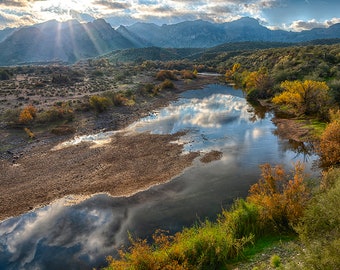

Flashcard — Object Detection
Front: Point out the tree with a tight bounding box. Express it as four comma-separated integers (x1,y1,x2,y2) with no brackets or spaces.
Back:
272,80,330,117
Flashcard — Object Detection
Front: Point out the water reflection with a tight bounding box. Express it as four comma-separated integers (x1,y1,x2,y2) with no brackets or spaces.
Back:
0,84,319,270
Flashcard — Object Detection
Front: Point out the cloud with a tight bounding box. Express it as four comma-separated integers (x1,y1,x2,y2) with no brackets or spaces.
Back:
288,17,340,31
93,0,131,10
0,0,41,7
0,9,36,28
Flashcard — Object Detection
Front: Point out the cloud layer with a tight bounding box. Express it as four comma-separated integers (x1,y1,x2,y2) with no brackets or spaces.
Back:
0,0,339,32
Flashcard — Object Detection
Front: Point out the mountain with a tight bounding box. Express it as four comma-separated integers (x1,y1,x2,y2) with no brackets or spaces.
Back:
0,19,137,65
0,27,17,42
1,17,340,66
124,17,340,48
116,25,152,48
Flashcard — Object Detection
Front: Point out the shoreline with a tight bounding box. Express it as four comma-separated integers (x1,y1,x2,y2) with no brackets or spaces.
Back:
0,74,221,222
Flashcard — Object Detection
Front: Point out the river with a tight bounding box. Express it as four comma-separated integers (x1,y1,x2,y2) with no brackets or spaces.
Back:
0,84,319,270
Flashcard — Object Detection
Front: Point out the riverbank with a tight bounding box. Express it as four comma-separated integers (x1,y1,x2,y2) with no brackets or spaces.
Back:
0,74,221,221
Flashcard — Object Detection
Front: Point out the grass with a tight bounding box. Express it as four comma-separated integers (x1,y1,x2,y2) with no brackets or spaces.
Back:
241,234,296,260
302,119,327,138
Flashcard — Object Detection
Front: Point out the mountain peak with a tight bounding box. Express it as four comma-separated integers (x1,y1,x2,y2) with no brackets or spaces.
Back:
229,17,260,27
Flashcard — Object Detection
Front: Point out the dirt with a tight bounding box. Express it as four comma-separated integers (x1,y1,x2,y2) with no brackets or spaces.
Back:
0,74,220,221
200,150,223,163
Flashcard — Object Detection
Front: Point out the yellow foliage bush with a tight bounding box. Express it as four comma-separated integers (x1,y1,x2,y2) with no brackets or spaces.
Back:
19,104,37,124
273,80,330,117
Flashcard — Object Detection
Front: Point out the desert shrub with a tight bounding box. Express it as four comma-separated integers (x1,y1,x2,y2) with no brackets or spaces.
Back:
24,127,35,139
247,163,310,230
112,93,129,106
36,103,74,124
89,95,112,112
319,119,340,166
3,108,20,125
51,74,70,84
181,70,196,79
270,254,282,268
139,83,159,96
19,104,37,124
160,79,175,90
294,168,340,269
156,70,177,81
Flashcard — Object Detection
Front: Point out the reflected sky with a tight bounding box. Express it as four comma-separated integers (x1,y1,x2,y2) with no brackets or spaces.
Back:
0,84,319,270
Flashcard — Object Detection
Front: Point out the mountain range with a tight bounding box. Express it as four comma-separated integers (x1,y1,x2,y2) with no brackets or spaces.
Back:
1,17,340,66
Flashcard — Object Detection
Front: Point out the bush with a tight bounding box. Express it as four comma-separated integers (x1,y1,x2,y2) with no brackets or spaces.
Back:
294,168,340,269
319,120,340,166
247,163,310,230
160,79,175,90
52,74,70,84
3,108,20,125
156,70,177,81
270,254,282,268
19,104,37,124
89,95,112,112
36,104,74,124
181,70,196,79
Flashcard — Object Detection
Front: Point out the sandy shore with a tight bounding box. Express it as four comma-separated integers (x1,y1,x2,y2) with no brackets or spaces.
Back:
0,75,220,221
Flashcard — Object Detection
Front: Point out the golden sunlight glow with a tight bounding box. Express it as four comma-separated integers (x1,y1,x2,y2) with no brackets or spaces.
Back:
32,0,94,22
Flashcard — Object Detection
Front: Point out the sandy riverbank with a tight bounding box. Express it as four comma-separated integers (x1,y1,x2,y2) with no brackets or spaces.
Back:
0,75,221,221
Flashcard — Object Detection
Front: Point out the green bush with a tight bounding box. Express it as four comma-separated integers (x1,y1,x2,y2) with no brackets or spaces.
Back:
89,95,112,112
270,254,281,268
294,168,340,269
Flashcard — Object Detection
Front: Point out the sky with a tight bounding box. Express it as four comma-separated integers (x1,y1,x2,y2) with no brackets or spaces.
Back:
0,0,340,31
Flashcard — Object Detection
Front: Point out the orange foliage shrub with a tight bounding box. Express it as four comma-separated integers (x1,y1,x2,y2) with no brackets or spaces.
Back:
156,70,177,81
248,162,310,229
319,120,340,166
181,70,196,79
19,104,37,124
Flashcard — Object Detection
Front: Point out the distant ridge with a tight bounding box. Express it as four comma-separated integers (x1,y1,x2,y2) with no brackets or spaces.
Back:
0,19,136,66
1,17,340,66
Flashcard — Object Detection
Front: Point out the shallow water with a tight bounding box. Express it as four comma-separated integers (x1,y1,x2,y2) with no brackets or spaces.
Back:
0,84,319,270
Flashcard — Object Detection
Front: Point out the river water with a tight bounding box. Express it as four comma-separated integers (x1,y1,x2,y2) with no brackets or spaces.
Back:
0,84,318,270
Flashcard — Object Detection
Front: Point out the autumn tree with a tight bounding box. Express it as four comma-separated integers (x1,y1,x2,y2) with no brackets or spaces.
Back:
225,63,241,82
272,80,330,118
19,104,37,124
247,162,310,229
319,119,340,167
